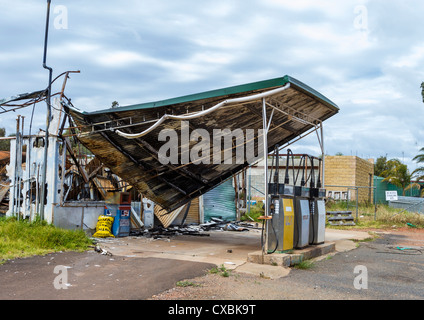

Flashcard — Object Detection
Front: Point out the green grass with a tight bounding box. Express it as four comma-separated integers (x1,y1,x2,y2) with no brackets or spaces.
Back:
209,264,231,277
293,260,315,270
176,280,201,287
243,199,424,229
326,201,424,229
242,202,264,222
0,216,94,264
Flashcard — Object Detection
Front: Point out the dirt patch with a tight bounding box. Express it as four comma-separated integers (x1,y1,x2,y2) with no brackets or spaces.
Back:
149,271,284,300
354,227,424,247
383,228,424,247
150,227,424,300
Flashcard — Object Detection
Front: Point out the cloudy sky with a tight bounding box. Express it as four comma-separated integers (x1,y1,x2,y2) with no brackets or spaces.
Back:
1,1,424,171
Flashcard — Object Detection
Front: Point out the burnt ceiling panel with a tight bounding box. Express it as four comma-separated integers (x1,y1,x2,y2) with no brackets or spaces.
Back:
67,75,339,212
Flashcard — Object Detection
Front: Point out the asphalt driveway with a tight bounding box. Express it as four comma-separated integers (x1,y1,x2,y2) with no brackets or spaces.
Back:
0,250,215,300
272,232,424,300
0,228,422,300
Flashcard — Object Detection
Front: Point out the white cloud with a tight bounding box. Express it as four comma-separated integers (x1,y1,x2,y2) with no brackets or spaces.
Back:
95,50,149,68
1,0,424,171
263,0,352,14
391,45,424,68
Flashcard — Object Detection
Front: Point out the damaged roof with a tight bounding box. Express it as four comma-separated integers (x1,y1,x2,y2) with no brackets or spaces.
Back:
67,75,339,212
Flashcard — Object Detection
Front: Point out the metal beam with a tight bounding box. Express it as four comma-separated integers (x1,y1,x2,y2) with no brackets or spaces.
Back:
98,131,188,196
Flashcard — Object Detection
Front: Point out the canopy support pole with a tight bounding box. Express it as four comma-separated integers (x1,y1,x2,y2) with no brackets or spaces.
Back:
262,97,269,255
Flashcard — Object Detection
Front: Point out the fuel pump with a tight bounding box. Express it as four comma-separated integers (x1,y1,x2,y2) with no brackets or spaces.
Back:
309,156,326,245
266,146,294,253
293,155,311,249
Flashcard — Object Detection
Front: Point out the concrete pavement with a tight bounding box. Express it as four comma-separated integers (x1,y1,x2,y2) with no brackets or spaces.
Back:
96,228,372,280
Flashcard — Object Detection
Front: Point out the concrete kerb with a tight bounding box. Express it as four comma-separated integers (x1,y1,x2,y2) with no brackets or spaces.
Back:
246,242,336,267
245,228,371,268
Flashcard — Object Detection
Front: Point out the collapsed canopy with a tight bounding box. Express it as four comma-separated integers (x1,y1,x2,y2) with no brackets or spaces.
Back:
67,75,339,212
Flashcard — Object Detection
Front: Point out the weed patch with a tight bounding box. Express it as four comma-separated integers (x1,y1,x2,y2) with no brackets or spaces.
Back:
241,202,264,222
0,217,94,264
293,260,315,270
326,201,424,229
176,280,201,287
209,264,231,277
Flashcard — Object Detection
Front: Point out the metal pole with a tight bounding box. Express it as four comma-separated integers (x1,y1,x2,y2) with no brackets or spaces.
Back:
262,97,269,254
35,164,40,216
263,98,269,217
60,145,66,206
17,117,24,220
374,202,377,221
40,0,53,220
356,187,359,222
248,166,251,215
320,122,325,187
12,116,21,218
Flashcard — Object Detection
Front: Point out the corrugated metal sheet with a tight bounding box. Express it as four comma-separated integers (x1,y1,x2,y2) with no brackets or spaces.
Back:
154,197,201,227
184,197,200,225
154,203,185,228
203,179,236,221
0,181,9,203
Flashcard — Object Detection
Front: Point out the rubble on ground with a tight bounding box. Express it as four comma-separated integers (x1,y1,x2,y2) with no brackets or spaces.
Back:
138,218,259,239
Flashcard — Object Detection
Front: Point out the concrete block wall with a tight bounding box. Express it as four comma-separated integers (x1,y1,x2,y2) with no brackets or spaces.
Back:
356,157,374,203
324,156,374,203
324,156,356,187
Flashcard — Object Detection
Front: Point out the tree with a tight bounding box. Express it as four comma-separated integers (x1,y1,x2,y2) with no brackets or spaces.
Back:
411,147,424,180
374,156,389,177
0,128,10,151
381,159,419,196
421,82,424,103
111,101,119,108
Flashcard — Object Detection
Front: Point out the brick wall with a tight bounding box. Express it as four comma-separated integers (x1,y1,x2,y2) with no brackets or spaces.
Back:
356,157,374,203
324,156,374,202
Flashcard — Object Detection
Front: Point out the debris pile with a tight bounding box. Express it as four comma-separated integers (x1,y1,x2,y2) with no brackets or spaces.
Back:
94,245,112,256
0,151,10,215
142,218,258,239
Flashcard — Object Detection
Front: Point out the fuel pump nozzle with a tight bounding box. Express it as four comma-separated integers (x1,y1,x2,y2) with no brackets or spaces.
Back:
309,155,315,189
317,157,322,188
300,155,306,187
285,149,295,184
278,149,295,196
274,144,279,189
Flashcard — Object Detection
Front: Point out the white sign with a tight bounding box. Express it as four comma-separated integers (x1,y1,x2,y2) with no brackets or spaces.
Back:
385,191,398,201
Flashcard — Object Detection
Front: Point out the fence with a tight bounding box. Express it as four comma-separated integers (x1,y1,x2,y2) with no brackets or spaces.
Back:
374,176,422,204
325,185,376,221
388,196,424,215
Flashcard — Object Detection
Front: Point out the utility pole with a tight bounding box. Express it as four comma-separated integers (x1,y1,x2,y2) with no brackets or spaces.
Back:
40,0,53,220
